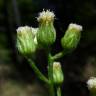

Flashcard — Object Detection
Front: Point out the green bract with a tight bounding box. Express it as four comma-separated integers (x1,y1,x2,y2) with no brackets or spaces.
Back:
53,62,64,85
16,26,38,55
61,23,82,52
37,10,56,47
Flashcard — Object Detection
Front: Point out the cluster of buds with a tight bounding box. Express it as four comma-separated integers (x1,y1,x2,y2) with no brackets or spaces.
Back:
16,9,83,85
17,10,83,54
16,9,84,96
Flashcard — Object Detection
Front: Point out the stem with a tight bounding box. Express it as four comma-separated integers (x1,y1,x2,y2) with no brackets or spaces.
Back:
49,84,55,96
48,53,53,82
48,53,55,96
56,86,61,96
27,58,49,84
51,52,64,60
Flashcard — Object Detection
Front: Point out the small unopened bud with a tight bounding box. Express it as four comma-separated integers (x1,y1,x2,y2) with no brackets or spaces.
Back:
53,62,64,85
37,10,56,47
87,77,96,96
16,26,38,55
61,23,82,53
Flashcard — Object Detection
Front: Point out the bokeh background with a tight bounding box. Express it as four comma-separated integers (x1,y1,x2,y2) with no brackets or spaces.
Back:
0,0,96,96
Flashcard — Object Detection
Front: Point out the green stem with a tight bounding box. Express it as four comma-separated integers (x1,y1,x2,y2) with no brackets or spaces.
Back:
27,58,49,84
56,86,61,96
51,52,64,60
48,53,55,96
48,53,53,82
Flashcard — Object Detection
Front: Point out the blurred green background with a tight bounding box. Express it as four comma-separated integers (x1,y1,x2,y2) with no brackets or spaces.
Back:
0,0,96,96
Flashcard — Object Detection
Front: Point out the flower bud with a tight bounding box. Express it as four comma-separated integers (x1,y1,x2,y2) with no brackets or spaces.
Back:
16,26,38,55
61,23,82,52
53,62,64,85
87,77,96,96
37,10,56,47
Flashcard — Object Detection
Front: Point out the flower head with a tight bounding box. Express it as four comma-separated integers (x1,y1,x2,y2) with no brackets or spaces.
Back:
37,10,56,47
53,62,61,69
53,62,64,84
87,77,96,89
16,26,38,55
17,26,38,45
37,10,55,23
61,23,82,53
87,77,96,96
17,26,31,36
68,23,83,31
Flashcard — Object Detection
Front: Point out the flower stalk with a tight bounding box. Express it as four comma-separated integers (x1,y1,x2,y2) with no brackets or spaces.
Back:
27,58,49,84
48,53,55,96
